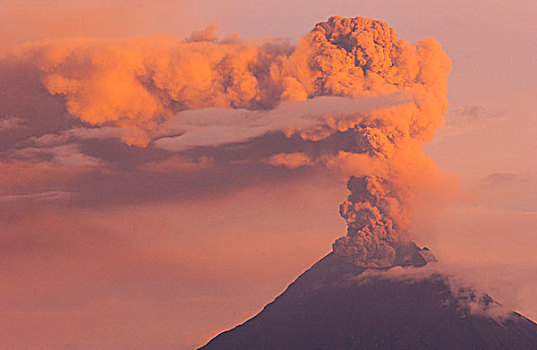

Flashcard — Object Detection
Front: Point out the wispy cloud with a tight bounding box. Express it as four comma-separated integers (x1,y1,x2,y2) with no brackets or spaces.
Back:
0,116,23,131
13,144,103,168
433,105,505,142
28,126,125,147
0,190,71,202
154,94,408,151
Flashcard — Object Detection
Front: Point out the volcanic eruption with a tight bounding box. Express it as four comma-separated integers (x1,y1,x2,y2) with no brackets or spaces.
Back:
196,16,537,349
10,13,537,349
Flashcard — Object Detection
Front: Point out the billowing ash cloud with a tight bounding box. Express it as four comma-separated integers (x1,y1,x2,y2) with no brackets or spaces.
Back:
334,176,410,267
13,16,449,146
10,16,452,267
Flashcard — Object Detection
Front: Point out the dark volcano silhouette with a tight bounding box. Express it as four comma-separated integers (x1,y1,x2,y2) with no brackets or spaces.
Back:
200,243,537,350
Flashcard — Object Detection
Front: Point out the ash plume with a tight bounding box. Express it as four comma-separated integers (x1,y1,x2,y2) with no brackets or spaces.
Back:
333,176,408,267
12,16,453,267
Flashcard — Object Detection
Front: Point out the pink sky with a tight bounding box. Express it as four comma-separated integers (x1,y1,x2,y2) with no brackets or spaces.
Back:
1,1,536,349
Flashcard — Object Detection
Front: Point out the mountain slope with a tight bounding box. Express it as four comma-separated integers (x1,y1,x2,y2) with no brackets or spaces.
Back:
200,244,537,350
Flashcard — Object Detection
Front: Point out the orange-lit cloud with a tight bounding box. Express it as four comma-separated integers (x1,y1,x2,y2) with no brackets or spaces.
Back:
14,17,450,148
1,8,535,349
6,16,454,267
267,152,314,168
139,155,214,173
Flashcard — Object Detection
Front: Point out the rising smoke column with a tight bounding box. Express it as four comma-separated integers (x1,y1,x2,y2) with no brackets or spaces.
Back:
333,176,409,267
14,16,452,266
293,17,452,267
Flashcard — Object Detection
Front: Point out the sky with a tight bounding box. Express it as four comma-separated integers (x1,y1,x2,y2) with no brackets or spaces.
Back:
1,1,536,349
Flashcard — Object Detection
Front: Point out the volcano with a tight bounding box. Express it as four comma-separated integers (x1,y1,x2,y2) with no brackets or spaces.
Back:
200,243,537,349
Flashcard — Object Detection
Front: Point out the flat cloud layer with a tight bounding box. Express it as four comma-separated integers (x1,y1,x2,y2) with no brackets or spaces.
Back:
155,94,409,151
